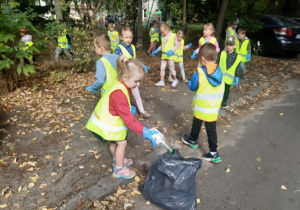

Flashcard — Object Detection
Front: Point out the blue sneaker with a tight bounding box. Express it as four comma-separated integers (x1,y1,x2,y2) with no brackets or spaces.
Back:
203,152,222,163
182,134,198,149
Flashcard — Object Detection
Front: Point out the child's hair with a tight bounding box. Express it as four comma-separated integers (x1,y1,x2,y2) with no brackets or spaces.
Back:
108,23,116,28
176,30,184,37
228,20,238,27
94,34,111,51
116,55,144,79
198,43,217,61
237,28,246,34
120,25,133,36
203,23,215,36
160,21,170,31
152,20,158,26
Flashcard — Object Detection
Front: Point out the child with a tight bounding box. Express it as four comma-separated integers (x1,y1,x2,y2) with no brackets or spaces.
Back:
218,36,242,108
191,23,220,59
20,26,33,65
147,21,159,56
114,26,151,118
226,20,238,39
168,30,192,83
55,28,73,62
86,55,158,179
151,22,179,87
86,34,120,94
182,43,224,163
235,28,251,79
107,23,119,52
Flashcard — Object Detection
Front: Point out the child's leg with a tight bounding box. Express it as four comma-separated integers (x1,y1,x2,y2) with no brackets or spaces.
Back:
190,117,203,141
147,42,155,54
168,59,176,79
55,46,62,62
222,83,231,106
131,86,145,113
152,42,157,53
240,62,246,78
178,61,186,80
160,59,168,81
63,49,73,62
29,59,33,65
204,121,217,152
112,140,127,167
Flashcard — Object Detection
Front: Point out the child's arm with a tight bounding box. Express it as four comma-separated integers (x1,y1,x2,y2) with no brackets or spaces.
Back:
110,90,144,135
92,60,107,90
214,40,220,53
114,46,122,55
188,70,199,91
195,40,201,53
171,36,179,52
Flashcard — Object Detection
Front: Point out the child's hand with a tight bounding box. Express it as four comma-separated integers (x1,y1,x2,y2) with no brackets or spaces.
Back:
155,28,159,32
166,50,174,57
143,65,150,73
188,43,192,49
246,53,251,62
130,106,136,115
151,48,161,57
86,86,98,93
191,50,197,59
231,77,239,86
142,127,157,147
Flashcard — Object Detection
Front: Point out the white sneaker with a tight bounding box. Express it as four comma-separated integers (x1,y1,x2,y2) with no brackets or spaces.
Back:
155,80,165,87
183,78,189,83
168,77,173,82
171,79,178,87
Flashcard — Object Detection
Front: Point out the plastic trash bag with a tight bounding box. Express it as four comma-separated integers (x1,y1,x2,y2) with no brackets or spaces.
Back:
139,150,202,210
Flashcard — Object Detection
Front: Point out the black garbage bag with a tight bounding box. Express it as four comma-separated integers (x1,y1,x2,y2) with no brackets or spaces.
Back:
139,150,202,210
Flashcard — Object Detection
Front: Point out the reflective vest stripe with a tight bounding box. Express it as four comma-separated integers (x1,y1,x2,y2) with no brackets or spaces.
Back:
194,105,220,114
118,44,136,59
58,35,68,49
222,72,235,80
108,31,119,51
90,113,127,132
196,93,224,100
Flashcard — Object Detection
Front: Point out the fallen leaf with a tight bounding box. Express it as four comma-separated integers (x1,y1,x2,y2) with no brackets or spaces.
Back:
51,172,57,176
18,186,23,192
117,189,127,195
39,183,47,189
256,157,261,162
58,157,63,162
196,198,200,203
94,200,102,207
95,154,101,159
280,113,284,116
26,167,34,171
0,204,7,208
18,162,27,168
28,182,35,188
135,176,141,183
101,201,109,205
74,117,80,121
101,164,106,168
225,168,231,173
45,155,52,159
281,185,287,190
65,145,71,150
79,165,84,169
257,167,262,170
146,201,150,205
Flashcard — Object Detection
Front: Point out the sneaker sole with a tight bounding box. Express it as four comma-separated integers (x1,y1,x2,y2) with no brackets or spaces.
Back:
112,172,136,179
181,136,198,149
203,157,222,163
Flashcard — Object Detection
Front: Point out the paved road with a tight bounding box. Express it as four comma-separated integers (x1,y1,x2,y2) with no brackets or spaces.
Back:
134,79,300,210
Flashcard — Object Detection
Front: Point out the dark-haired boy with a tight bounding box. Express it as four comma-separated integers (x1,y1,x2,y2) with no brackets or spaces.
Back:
235,28,251,79
182,43,224,163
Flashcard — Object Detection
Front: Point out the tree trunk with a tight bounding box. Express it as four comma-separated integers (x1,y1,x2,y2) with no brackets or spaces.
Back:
136,0,143,50
125,0,138,27
215,0,229,41
54,0,63,21
182,0,187,31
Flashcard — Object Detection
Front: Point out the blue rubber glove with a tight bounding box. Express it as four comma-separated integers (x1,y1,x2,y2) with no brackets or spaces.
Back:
160,35,162,40
231,77,239,86
143,65,150,73
155,28,159,32
151,48,161,57
246,53,251,62
188,43,192,49
166,50,174,57
131,106,136,115
191,50,197,59
86,86,98,93
142,127,158,147
68,44,71,50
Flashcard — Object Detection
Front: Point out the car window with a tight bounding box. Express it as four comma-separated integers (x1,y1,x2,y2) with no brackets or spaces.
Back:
272,16,299,26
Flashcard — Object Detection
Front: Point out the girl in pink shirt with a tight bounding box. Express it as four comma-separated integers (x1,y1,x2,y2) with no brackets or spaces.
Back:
191,23,220,59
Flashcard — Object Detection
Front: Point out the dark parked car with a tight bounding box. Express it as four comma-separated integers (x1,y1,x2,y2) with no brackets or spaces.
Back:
253,15,300,56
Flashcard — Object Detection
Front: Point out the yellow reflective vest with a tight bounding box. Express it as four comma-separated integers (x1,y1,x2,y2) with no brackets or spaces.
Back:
149,27,159,42
219,51,241,85
174,39,184,62
118,44,136,59
199,37,216,46
226,27,236,38
193,67,224,122
100,57,118,94
235,39,250,62
58,34,68,49
108,31,119,52
161,33,176,60
24,41,33,60
86,81,131,141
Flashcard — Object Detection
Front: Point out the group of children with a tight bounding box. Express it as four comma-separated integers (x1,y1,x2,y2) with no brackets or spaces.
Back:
84,20,252,179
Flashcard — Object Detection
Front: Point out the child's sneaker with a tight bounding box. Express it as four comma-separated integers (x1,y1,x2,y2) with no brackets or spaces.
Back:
155,80,165,87
183,78,189,83
241,72,246,79
203,152,222,163
140,111,151,118
181,134,198,149
171,79,179,87
112,166,136,179
168,77,173,82
221,102,228,109
112,157,133,167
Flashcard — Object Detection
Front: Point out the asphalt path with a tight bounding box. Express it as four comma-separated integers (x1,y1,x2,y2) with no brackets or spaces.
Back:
134,78,300,210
